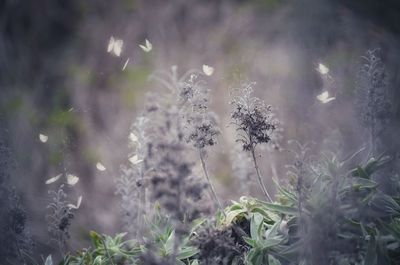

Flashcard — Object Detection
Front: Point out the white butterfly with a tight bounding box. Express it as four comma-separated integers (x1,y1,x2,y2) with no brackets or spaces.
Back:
317,91,335,104
39,134,48,143
202,64,214,76
68,195,82,209
139,39,152,52
129,133,139,143
96,162,106,171
316,63,329,75
67,174,79,186
45,174,62,185
107,36,123,57
129,155,143,165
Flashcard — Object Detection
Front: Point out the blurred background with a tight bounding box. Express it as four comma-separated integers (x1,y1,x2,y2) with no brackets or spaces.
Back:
1,0,400,259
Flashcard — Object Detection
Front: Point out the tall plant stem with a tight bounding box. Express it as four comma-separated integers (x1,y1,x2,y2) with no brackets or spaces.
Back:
199,150,248,240
198,149,225,217
250,147,272,202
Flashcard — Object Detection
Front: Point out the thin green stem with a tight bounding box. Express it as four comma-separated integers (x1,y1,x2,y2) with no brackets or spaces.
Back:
198,149,225,217
250,147,272,202
199,150,248,241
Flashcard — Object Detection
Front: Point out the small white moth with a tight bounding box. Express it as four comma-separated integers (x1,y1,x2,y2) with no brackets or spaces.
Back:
96,162,106,171
107,36,124,57
139,39,152,52
317,63,329,75
202,64,214,76
129,154,143,165
68,195,82,209
317,91,335,104
45,174,62,185
39,134,48,143
67,174,79,186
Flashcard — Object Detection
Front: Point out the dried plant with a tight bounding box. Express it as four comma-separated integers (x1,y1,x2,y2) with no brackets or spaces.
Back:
0,137,34,265
116,116,150,238
45,172,82,257
230,82,278,201
140,67,211,259
46,184,75,255
181,74,223,215
148,116,206,231
192,224,246,265
355,49,392,155
285,142,314,209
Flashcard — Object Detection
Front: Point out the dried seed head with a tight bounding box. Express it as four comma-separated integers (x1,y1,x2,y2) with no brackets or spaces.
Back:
230,82,277,151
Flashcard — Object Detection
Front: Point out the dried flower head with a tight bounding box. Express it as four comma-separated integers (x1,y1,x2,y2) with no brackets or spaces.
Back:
230,81,278,201
185,86,220,149
230,82,277,151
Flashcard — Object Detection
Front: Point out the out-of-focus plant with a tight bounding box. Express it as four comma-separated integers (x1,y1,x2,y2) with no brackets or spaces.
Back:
355,48,392,155
45,173,82,256
0,137,34,265
116,116,150,238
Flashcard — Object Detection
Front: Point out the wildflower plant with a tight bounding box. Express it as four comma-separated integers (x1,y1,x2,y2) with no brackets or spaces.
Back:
0,136,33,265
146,66,224,217
355,49,392,155
128,67,211,261
230,82,277,201
45,173,82,255
181,73,223,214
116,116,150,238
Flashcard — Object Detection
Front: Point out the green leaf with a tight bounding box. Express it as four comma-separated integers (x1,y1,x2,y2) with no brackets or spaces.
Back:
243,236,257,247
268,255,282,265
352,177,378,189
164,230,175,255
275,240,301,262
89,231,103,249
250,213,264,241
364,235,377,265
354,166,370,179
224,208,247,225
258,201,299,216
45,255,53,265
190,260,199,265
273,178,297,204
177,246,199,260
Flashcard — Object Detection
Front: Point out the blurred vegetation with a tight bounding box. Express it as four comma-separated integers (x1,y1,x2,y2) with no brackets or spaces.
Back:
1,0,400,262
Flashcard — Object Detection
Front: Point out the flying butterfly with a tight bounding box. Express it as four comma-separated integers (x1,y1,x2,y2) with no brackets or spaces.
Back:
107,36,124,57
317,91,335,104
139,39,152,52
68,195,83,209
202,64,214,76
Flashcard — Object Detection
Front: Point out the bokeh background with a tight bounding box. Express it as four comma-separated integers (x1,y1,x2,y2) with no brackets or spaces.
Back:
1,0,400,259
